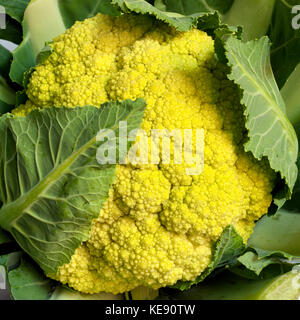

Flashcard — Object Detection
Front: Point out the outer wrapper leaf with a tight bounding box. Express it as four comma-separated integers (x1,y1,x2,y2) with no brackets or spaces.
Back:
248,209,300,259
0,99,146,274
224,208,300,281
160,269,300,300
224,36,298,205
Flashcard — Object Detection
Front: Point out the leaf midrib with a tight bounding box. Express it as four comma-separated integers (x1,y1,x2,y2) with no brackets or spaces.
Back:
0,134,97,231
0,109,125,231
226,39,297,152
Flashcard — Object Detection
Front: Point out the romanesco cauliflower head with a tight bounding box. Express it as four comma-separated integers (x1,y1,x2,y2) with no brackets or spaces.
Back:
14,13,276,294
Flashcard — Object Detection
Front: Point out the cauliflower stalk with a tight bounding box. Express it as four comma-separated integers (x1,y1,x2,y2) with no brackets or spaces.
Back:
13,13,275,294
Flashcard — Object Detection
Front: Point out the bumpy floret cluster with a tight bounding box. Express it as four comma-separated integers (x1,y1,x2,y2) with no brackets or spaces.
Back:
14,13,276,294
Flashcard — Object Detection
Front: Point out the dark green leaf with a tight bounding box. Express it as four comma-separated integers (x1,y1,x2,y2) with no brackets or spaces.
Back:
0,15,22,44
284,153,300,211
0,44,12,79
0,100,13,115
0,226,11,245
0,0,30,23
156,0,233,15
0,252,21,269
269,0,300,89
58,0,121,28
112,0,209,31
0,75,16,113
8,255,54,300
35,45,52,65
213,23,242,62
281,64,300,126
15,89,27,106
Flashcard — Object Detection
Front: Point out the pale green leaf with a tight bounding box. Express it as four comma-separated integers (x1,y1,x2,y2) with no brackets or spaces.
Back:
222,0,275,41
162,269,300,300
9,0,66,85
0,99,146,274
225,36,298,203
248,209,300,258
161,271,280,300
237,251,279,276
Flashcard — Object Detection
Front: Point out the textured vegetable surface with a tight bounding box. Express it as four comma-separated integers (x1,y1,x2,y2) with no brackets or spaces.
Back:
13,13,278,294
0,0,299,300
0,99,146,274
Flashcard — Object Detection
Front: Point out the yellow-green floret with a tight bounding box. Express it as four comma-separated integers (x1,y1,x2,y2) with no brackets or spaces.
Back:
13,13,276,294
